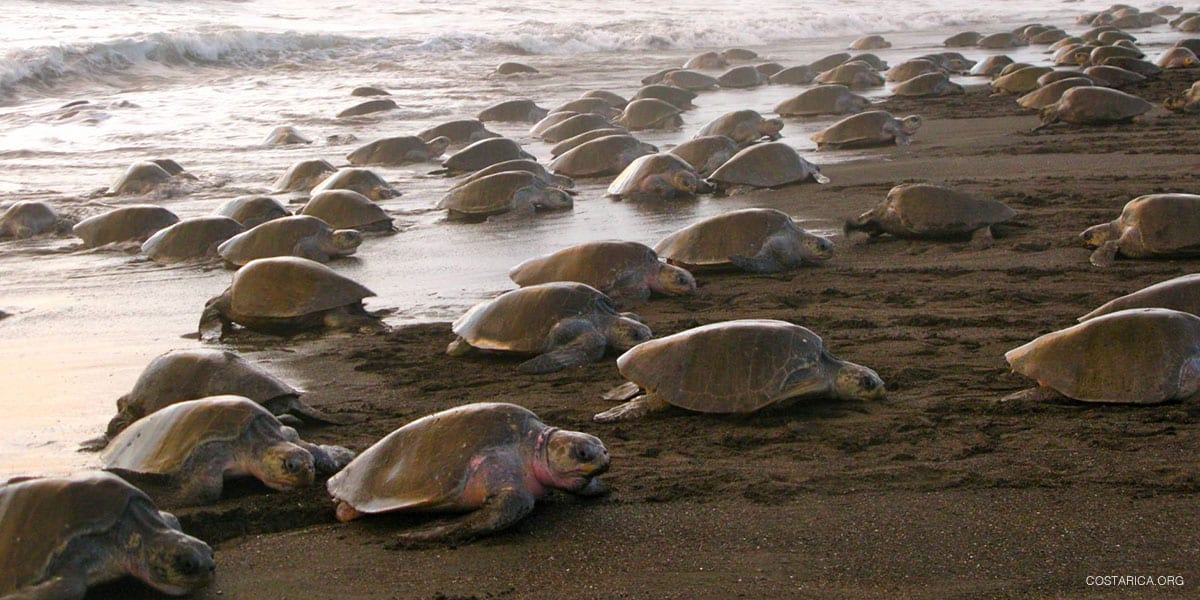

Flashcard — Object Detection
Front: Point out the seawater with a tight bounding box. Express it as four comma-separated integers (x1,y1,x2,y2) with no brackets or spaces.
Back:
0,0,1122,475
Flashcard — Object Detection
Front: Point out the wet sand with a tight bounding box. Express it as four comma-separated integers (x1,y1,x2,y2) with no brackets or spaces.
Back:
90,69,1200,599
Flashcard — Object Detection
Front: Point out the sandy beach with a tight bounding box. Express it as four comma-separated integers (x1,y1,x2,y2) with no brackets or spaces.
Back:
72,66,1200,599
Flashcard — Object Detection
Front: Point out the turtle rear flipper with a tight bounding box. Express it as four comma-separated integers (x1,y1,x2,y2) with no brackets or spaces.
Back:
263,396,357,426
11,574,89,600
601,381,642,402
729,253,784,273
593,393,671,423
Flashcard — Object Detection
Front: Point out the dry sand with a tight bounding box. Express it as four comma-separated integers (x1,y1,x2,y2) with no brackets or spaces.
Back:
94,69,1200,599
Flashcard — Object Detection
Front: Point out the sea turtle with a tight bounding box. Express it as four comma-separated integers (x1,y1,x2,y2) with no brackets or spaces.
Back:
550,128,631,158
580,90,629,109
1157,46,1199,68
451,159,575,190
199,256,384,338
101,396,354,505
326,402,609,542
811,110,922,149
549,98,620,119
442,137,535,172
944,31,983,47
1078,274,1200,322
886,59,942,82
271,159,338,194
417,119,499,147
548,135,657,178
509,240,695,308
850,35,891,50
1085,45,1143,66
1099,56,1161,78
632,84,697,109
214,195,291,228
717,65,766,88
530,111,581,137
477,99,549,123
218,215,361,266
1164,80,1200,113
1097,30,1137,44
684,51,728,70
0,201,74,239
350,86,390,97
721,48,759,61
668,135,739,177
262,126,310,146
757,61,784,76
1032,29,1070,44
769,65,817,85
774,85,870,117
447,282,652,373
969,55,1014,77
808,52,852,72
654,208,834,273
845,183,1016,241
1036,86,1153,129
695,110,783,146
310,167,401,200
892,72,964,97
707,142,829,192
663,70,719,91
0,472,214,599
346,136,451,166
87,348,337,450
991,66,1054,94
299,190,395,232
814,61,885,89
914,52,971,72
141,216,245,264
494,61,539,75
607,153,706,200
73,205,180,248
107,161,178,196
1004,308,1200,404
437,171,572,220
1037,70,1089,86
1017,77,1094,110
1176,38,1200,55
593,319,885,422
977,32,1028,48
538,113,614,143
612,98,683,130
1083,64,1146,87
336,98,397,118
1080,193,1200,267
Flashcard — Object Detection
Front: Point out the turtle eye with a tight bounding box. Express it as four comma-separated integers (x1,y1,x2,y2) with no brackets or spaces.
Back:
174,553,201,576
859,375,878,390
284,455,308,474
572,446,594,462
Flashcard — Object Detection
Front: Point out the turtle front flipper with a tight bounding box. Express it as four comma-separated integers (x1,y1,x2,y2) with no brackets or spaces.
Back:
1089,240,1121,267
398,487,536,544
729,253,784,273
173,446,231,506
517,320,607,374
969,226,996,249
198,291,233,341
593,392,671,423
8,573,89,600
295,441,356,476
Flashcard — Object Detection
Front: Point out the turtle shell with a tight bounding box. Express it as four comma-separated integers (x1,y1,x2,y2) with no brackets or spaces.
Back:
814,62,884,88
580,89,628,109
1083,65,1146,87
442,138,533,172
1079,274,1200,321
225,256,374,319
616,319,827,413
530,111,580,137
707,142,825,188
1006,308,1200,403
108,161,173,195
102,396,283,474
326,402,546,514
263,126,310,146
891,72,962,97
336,98,397,118
271,159,338,193
683,51,728,70
550,98,619,118
550,128,630,158
607,153,697,196
613,99,682,130
992,66,1053,93
668,135,739,177
417,119,497,146
451,159,573,190
0,472,157,595
632,85,696,109
215,195,291,228
452,282,617,353
0,201,62,238
300,190,392,230
1017,78,1093,109
1109,194,1200,257
310,168,400,200
850,35,891,50
662,70,719,90
218,215,352,265
539,113,613,143
944,31,983,47
437,171,547,216
548,135,655,177
970,55,1014,76
774,85,868,117
509,241,660,293
477,99,548,123
654,208,801,267
717,65,766,88
1050,86,1153,124
808,52,852,72
695,110,776,146
811,110,898,148
862,184,1016,237
346,136,437,166
886,59,941,82
73,205,180,248
768,65,817,85
141,216,245,263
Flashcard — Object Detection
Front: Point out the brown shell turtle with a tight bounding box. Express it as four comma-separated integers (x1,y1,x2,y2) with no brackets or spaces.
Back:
969,55,1014,76
695,109,783,146
684,51,728,70
218,215,362,265
350,86,389,97
717,65,766,88
1079,274,1200,322
580,89,629,109
73,205,180,248
1099,56,1161,78
87,348,336,450
1004,308,1200,404
550,98,620,119
102,396,354,505
1157,46,1199,68
1164,80,1200,113
1080,193,1200,266
106,161,191,196
262,126,311,146
1037,86,1153,129
198,256,383,338
612,98,683,130
845,183,1016,242
769,65,817,85
632,84,697,109
977,32,1028,48
808,52,852,72
494,61,539,75
667,135,739,177
299,190,395,232
530,111,581,137
0,472,214,599
271,159,338,193
886,59,942,82
326,402,609,542
437,171,572,220
654,208,834,273
607,153,707,200
509,240,695,308
0,201,74,239
1017,77,1095,110
441,137,535,173
447,282,652,373
477,99,549,123
346,136,451,166
721,48,758,61
662,69,719,91
891,72,964,97
417,119,499,147
214,195,291,228
548,135,657,178
774,85,870,117
538,113,614,143
815,61,884,88
594,319,885,422
850,35,891,50
141,216,245,264
451,159,575,190
310,167,401,200
336,98,397,118
944,31,983,47
1084,64,1147,87
991,66,1054,94
707,142,829,192
550,128,631,158
811,110,922,149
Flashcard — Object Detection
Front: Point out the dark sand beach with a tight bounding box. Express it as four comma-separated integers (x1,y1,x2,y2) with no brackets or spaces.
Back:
91,69,1200,599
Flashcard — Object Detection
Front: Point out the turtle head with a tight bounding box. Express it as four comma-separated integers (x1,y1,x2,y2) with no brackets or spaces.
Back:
607,315,653,351
1035,105,1062,130
758,117,785,140
1163,94,1187,112
126,501,215,595
533,186,574,211
844,210,882,237
197,289,232,341
253,441,315,491
844,94,872,114
899,115,922,134
833,361,886,401
425,136,451,157
671,170,700,195
1079,222,1117,248
331,228,363,252
798,233,835,262
540,429,610,492
652,263,697,297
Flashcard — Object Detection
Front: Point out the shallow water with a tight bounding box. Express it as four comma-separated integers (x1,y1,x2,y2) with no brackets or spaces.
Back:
0,0,1137,475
